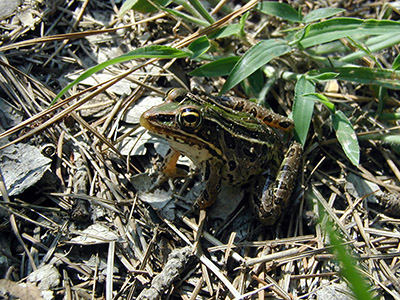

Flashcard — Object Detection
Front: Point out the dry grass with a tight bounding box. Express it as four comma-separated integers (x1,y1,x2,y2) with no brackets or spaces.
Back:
0,0,400,299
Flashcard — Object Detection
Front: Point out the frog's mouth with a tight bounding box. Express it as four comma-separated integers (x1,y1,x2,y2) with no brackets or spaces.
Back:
140,110,174,132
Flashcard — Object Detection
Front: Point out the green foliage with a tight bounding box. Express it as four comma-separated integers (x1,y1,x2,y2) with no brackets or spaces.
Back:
219,39,291,94
332,111,360,166
257,1,345,23
188,36,210,59
292,77,315,146
325,219,375,300
119,0,170,14
257,2,302,22
55,2,400,166
53,46,191,104
188,56,240,77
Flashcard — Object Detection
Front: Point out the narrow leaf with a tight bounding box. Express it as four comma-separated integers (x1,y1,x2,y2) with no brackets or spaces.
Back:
163,7,210,26
393,53,400,70
118,0,169,15
189,56,240,77
309,67,400,90
326,222,374,300
257,1,301,22
188,0,214,24
293,77,315,145
220,39,291,94
303,93,335,112
332,110,360,166
188,36,210,59
296,18,400,48
302,8,345,23
53,46,190,103
208,24,241,39
306,72,339,81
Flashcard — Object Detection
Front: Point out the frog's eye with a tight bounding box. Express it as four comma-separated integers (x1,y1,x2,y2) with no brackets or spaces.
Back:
177,107,202,131
166,88,188,102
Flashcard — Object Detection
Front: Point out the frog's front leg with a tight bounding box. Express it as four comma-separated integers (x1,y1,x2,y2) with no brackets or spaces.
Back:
150,148,186,191
257,142,303,225
195,160,222,209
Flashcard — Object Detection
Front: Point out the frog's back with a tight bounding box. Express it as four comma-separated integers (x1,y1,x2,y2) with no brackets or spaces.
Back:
197,107,284,186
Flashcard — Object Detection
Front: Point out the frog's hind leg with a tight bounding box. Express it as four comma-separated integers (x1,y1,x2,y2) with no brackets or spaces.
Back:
258,142,302,226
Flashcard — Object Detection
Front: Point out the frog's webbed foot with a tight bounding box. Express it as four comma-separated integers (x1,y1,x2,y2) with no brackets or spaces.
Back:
258,142,302,226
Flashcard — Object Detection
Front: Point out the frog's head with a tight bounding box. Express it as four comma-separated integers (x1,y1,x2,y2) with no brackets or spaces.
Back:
140,88,208,142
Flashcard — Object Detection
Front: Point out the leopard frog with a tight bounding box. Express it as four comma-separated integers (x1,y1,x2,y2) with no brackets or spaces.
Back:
140,89,302,225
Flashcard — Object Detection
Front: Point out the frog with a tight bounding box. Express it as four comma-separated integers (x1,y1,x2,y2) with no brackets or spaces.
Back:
140,88,302,225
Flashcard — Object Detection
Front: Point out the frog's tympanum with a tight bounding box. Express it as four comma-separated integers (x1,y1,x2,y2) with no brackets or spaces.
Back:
140,89,302,225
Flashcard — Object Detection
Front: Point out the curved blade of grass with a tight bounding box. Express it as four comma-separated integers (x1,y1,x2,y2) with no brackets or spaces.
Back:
188,36,210,59
296,18,400,48
208,24,241,39
189,56,240,77
326,221,374,300
392,53,400,70
118,0,170,15
302,8,345,23
163,7,210,26
310,67,400,90
293,77,315,145
220,39,291,94
303,93,335,112
306,72,339,81
188,0,214,24
241,69,264,98
53,46,191,104
257,1,301,22
332,110,360,166
239,12,249,37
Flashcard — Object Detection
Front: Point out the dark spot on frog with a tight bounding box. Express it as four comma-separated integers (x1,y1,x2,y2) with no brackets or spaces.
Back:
204,162,211,180
228,160,236,171
203,190,209,201
250,107,258,117
224,131,236,149
279,120,292,129
243,147,257,162
234,102,244,111
262,144,269,154
263,115,273,123
158,114,175,123
227,174,234,184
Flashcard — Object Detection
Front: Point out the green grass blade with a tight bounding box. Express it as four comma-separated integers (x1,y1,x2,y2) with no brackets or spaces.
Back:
302,8,345,23
392,53,400,70
309,67,400,90
303,93,335,112
325,221,375,300
53,46,191,104
293,77,315,146
188,0,214,24
296,18,400,48
189,56,240,77
257,1,302,22
340,33,400,63
332,110,360,166
207,24,241,39
188,36,210,59
163,7,210,26
118,0,170,15
220,39,291,94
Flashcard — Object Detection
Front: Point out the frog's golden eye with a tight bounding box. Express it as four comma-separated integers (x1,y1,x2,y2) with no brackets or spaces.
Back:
177,107,202,131
166,88,188,102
